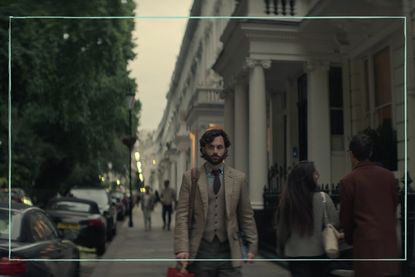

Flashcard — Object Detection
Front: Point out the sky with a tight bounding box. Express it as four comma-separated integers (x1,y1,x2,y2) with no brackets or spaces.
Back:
128,0,193,132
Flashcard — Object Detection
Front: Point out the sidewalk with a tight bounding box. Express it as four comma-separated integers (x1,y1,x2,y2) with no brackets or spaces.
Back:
89,204,291,277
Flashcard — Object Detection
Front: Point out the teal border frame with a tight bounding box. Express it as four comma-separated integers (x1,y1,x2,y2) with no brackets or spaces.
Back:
8,15,408,262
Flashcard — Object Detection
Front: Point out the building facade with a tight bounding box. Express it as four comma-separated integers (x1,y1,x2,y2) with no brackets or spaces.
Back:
155,0,414,207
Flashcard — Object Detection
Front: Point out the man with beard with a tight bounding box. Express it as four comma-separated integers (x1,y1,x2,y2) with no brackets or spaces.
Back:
174,128,258,277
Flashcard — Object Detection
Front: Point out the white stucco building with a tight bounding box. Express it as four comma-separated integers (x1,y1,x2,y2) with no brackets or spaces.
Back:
155,0,415,210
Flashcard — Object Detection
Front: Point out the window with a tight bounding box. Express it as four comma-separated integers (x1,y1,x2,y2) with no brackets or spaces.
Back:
30,212,57,241
329,67,344,150
363,59,371,128
360,46,397,170
373,47,392,126
50,201,94,213
297,74,307,160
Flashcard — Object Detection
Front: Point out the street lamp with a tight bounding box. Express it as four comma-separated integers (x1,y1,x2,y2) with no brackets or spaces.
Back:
122,92,136,228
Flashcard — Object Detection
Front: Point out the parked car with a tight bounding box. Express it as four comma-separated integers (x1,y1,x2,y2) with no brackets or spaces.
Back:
68,187,117,241
109,191,128,220
0,188,33,205
45,197,107,256
0,202,80,277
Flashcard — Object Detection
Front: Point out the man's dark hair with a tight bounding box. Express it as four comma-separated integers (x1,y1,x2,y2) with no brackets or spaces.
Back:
349,133,373,161
199,128,231,159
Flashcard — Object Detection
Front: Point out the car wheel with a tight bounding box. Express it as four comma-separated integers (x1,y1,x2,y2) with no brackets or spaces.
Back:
96,240,106,256
112,223,117,237
106,220,114,241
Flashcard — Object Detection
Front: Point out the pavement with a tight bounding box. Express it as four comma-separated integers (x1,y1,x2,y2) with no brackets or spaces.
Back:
87,204,291,277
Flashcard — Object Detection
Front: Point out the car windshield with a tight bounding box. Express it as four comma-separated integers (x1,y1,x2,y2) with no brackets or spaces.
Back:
0,209,22,240
49,201,93,213
110,192,124,199
70,189,109,208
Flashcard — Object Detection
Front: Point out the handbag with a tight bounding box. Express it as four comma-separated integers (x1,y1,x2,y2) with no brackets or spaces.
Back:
188,168,199,227
167,263,195,277
320,192,340,259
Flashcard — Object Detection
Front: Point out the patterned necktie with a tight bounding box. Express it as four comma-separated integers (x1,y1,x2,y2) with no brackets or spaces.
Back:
211,169,221,194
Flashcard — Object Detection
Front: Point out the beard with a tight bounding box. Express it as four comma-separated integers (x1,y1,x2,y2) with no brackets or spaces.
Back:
204,153,226,165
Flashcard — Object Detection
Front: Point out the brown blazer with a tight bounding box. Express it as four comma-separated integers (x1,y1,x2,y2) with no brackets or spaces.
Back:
340,161,400,277
174,163,258,267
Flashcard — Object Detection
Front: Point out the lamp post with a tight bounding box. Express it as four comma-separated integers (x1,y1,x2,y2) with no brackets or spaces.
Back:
122,93,136,228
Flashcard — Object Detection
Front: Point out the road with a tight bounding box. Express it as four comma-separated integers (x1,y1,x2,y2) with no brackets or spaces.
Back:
78,204,291,277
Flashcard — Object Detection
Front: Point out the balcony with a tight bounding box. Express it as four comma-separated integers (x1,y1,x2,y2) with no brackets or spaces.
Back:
190,88,223,107
234,0,321,19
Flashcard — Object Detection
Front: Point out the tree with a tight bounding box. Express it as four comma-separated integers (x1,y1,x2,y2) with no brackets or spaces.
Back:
0,0,140,206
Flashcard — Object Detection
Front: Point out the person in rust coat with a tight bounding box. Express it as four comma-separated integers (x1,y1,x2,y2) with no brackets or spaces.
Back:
340,134,400,277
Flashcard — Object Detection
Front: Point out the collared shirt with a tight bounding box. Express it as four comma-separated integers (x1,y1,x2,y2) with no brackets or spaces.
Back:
204,163,224,189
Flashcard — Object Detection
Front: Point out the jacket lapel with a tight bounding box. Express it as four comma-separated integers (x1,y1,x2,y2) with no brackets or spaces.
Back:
224,164,233,217
197,164,209,219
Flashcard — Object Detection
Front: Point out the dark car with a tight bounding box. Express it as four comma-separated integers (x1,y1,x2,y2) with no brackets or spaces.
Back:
45,197,107,256
109,191,128,220
69,187,117,241
0,202,80,277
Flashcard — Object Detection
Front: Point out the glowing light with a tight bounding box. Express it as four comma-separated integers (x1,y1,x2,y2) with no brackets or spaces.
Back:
134,152,140,161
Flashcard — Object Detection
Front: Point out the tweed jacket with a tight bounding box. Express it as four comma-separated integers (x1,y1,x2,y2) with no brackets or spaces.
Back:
174,163,258,267
340,161,400,277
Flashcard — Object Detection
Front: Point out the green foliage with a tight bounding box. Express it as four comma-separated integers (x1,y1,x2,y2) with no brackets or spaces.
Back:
0,0,140,206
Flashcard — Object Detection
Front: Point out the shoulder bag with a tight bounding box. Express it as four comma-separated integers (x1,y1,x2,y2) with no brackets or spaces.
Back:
167,169,199,277
320,192,340,259
188,168,199,228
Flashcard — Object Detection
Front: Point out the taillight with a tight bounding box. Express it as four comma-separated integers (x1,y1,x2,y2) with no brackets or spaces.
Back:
87,219,104,227
0,257,27,275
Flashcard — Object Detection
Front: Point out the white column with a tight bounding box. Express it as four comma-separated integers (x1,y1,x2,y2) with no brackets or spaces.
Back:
307,60,331,184
170,159,177,192
176,150,187,195
224,90,235,167
234,80,249,174
176,130,190,197
247,58,271,209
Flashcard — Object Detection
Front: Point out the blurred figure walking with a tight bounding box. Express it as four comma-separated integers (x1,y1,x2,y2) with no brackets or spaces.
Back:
160,180,176,231
141,186,155,231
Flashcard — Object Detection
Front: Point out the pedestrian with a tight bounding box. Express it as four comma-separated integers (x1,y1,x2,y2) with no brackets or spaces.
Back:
154,190,160,204
160,180,176,231
174,128,258,277
276,160,338,277
141,186,155,231
340,133,400,277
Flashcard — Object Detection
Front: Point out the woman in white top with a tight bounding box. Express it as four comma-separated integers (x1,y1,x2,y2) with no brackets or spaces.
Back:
276,161,338,277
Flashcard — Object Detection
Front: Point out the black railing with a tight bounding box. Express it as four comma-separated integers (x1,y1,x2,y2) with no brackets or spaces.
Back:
259,163,290,256
264,0,295,16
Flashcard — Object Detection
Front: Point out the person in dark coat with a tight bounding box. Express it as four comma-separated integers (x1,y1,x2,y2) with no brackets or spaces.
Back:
340,133,400,277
